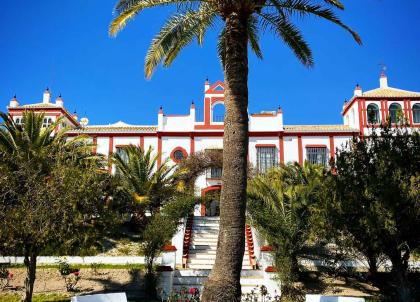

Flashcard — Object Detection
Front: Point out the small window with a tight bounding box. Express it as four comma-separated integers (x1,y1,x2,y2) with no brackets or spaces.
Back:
15,118,21,125
367,103,380,124
413,103,420,124
42,118,53,128
115,147,129,164
306,147,327,166
173,150,185,161
389,103,402,124
170,147,187,163
206,167,222,179
256,146,277,173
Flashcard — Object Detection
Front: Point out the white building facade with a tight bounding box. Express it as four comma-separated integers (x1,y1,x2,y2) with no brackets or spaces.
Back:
7,73,420,216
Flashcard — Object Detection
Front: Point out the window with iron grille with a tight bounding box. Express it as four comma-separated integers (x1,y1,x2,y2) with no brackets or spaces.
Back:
114,147,129,175
256,146,277,173
115,147,129,164
306,147,327,166
206,167,222,179
413,103,420,123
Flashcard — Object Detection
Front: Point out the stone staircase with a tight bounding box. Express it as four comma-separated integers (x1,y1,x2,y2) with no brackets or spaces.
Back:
174,216,264,294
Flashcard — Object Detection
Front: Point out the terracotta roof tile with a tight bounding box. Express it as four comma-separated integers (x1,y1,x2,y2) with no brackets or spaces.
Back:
284,125,357,132
361,87,420,98
68,125,157,134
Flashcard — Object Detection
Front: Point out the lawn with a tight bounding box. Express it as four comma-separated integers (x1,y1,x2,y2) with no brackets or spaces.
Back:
0,293,70,302
0,294,154,302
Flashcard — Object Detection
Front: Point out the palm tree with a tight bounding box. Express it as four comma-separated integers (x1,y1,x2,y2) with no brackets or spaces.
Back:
110,1,360,300
112,145,175,228
0,111,97,168
247,162,326,299
0,111,101,302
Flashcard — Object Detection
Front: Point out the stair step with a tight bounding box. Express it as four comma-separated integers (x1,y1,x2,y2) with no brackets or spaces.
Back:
173,276,263,286
188,258,251,265
188,264,253,270
174,269,263,278
194,217,220,221
192,238,218,243
188,253,250,259
190,244,217,250
192,231,220,235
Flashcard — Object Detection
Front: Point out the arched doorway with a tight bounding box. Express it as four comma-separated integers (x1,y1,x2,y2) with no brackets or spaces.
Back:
201,185,221,217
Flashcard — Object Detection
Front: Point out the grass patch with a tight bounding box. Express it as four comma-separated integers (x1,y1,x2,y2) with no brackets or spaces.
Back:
7,263,145,270
0,293,70,302
0,294,155,302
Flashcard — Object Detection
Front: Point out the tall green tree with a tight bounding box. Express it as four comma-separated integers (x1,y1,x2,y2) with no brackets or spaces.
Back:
247,163,326,300
113,145,196,299
332,124,420,302
110,1,360,299
0,112,114,302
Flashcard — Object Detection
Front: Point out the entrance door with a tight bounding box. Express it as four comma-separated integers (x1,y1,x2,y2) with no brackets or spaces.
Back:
206,199,220,216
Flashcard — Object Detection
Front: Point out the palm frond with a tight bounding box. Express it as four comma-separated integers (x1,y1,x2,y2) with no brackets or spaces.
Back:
248,15,263,60
259,12,313,67
110,0,196,37
145,6,216,78
268,0,361,44
217,28,226,69
323,0,344,9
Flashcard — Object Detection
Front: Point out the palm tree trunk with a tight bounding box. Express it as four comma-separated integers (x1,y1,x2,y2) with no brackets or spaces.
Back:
201,12,249,302
23,252,37,302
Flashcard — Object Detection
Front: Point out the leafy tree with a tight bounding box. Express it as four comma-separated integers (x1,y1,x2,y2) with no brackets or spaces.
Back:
141,193,196,299
332,124,420,302
110,1,360,299
0,112,114,302
112,145,196,298
247,163,326,300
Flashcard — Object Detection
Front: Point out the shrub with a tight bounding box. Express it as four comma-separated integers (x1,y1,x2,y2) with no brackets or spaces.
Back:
57,259,81,292
0,264,13,289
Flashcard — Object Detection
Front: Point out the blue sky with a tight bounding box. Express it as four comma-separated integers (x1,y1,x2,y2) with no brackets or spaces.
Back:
1,0,420,125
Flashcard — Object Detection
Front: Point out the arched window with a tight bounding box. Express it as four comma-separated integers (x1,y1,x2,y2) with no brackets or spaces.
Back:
389,103,402,124
212,103,225,122
413,103,420,124
366,103,380,124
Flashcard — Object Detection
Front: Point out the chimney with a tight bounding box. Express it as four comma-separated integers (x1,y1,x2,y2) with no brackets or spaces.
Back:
204,78,210,92
190,101,196,124
277,106,283,114
354,84,362,97
158,106,164,131
43,88,51,104
9,95,19,108
56,94,64,107
72,111,78,121
380,71,388,88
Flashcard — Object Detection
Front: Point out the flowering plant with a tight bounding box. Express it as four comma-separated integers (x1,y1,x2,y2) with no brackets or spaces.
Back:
64,271,81,292
167,287,200,302
57,259,81,291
